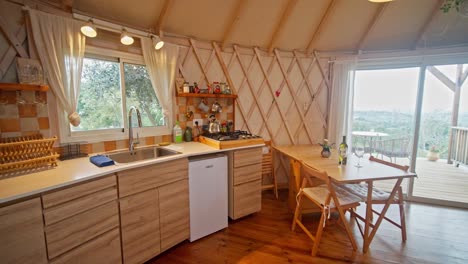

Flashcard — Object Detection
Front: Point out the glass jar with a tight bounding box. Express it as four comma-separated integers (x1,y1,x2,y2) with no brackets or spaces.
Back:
183,82,190,93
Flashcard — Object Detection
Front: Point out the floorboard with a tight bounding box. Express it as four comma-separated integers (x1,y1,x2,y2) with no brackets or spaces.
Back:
148,190,468,264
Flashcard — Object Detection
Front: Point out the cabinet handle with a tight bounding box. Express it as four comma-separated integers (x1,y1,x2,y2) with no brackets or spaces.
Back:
205,165,213,168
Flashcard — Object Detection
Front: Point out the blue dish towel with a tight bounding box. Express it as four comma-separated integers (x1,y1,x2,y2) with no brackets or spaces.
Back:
90,155,115,167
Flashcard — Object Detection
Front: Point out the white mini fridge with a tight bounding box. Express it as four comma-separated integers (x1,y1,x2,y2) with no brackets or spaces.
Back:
188,154,228,242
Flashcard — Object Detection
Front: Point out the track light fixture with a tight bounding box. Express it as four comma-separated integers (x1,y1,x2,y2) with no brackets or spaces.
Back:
152,35,164,50
80,19,97,38
120,29,134,45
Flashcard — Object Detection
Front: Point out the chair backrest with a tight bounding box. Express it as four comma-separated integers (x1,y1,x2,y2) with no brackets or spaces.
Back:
369,155,409,172
301,162,330,186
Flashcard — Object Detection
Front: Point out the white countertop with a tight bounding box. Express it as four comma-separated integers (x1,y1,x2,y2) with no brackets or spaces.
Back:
0,142,264,204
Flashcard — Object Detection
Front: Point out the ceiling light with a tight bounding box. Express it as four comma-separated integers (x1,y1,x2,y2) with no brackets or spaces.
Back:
368,0,393,2
152,35,164,50
80,20,97,38
120,29,134,45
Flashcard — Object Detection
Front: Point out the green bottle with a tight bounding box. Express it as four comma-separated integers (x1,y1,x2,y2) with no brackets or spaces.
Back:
339,136,348,165
173,121,183,143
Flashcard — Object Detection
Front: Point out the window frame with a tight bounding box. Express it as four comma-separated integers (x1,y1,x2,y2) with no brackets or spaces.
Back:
57,46,171,143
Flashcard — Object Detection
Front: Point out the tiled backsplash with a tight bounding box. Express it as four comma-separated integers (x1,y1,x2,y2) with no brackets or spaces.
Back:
174,96,235,130
0,90,235,155
0,90,50,138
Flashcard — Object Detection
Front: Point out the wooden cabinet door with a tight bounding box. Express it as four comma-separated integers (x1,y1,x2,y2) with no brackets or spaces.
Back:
233,148,262,167
50,228,121,264
233,179,262,219
120,188,160,264
118,158,188,197
233,163,262,185
159,179,189,251
45,201,119,259
0,198,47,264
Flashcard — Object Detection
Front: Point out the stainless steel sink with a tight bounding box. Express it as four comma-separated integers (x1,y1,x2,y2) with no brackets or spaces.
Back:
106,147,180,163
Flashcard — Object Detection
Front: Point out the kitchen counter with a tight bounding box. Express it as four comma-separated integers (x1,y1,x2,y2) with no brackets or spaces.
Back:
0,142,264,204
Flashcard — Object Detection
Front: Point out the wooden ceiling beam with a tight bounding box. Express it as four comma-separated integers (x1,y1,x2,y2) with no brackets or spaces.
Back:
267,0,298,54
411,0,445,50
356,2,389,52
221,0,248,50
61,0,73,12
155,0,174,37
305,0,337,55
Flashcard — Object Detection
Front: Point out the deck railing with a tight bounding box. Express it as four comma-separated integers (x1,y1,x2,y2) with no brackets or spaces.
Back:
448,127,468,166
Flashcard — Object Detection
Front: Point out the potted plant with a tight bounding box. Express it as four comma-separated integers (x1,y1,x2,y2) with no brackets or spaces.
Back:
427,146,440,161
319,139,334,158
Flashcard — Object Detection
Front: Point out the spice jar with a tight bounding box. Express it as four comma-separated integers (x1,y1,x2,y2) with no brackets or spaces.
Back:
213,82,221,94
220,82,226,94
183,82,190,93
223,84,232,94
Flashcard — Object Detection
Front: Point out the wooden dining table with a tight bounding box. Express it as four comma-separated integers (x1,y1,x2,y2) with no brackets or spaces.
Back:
273,144,417,253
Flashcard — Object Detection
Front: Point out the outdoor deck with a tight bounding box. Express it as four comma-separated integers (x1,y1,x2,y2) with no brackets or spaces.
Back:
373,157,468,205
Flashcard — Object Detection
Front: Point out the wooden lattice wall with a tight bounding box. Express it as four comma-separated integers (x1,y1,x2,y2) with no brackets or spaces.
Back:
176,40,331,184
177,40,330,146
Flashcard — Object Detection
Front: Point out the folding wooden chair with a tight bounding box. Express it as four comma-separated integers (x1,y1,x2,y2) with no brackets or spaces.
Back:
291,162,361,256
341,156,409,241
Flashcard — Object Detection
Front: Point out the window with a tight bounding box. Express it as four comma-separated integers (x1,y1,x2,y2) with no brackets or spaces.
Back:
58,47,170,143
73,58,123,131
123,63,164,127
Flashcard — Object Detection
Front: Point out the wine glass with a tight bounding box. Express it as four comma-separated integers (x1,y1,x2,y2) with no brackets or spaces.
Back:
355,145,365,168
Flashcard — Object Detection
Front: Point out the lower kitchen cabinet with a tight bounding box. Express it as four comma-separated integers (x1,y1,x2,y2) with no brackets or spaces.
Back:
232,179,262,219
229,147,263,219
49,228,121,264
45,201,120,259
120,188,161,264
118,159,189,264
0,198,48,264
159,179,190,251
42,175,120,262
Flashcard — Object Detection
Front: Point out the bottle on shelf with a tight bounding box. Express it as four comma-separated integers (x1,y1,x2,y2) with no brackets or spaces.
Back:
339,136,348,165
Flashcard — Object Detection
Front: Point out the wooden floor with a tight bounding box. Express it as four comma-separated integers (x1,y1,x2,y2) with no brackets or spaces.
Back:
372,157,468,204
148,190,468,264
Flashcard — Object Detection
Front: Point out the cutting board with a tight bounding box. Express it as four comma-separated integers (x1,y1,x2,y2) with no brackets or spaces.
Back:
199,136,264,149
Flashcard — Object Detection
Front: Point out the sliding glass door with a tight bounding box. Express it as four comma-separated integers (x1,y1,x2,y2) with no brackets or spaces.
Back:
411,64,468,206
352,68,420,195
351,62,468,208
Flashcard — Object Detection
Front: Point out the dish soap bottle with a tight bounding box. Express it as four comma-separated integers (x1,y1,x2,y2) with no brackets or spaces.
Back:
339,136,348,165
173,121,183,143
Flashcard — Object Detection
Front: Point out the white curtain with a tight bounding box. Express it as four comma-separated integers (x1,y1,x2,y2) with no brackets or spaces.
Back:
29,9,85,126
328,60,357,149
141,38,179,123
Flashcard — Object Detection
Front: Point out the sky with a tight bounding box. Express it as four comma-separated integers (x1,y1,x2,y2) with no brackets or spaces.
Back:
353,65,468,113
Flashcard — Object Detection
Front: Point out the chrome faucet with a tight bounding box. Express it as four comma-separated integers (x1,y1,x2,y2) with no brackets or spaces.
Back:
128,106,142,152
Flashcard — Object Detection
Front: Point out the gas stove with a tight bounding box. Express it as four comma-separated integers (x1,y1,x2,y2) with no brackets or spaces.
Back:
199,130,264,149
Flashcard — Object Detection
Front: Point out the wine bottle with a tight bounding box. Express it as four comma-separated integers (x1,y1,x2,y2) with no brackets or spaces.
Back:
339,136,348,165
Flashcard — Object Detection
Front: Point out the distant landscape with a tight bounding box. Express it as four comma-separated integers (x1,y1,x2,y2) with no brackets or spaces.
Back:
352,111,468,159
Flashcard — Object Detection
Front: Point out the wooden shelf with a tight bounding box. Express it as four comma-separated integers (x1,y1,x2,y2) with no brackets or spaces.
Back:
176,93,237,99
0,83,49,92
